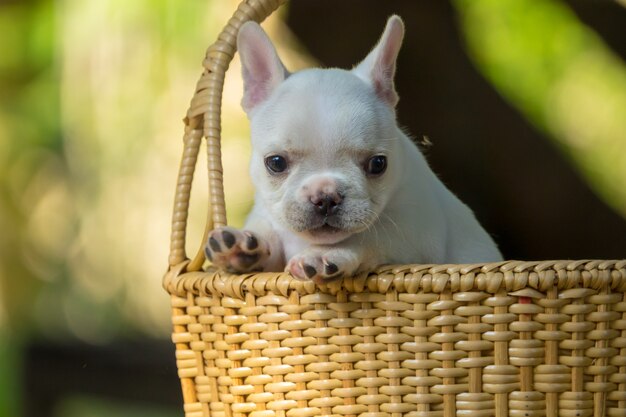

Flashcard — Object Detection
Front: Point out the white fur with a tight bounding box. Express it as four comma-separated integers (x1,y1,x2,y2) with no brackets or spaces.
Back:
205,16,502,282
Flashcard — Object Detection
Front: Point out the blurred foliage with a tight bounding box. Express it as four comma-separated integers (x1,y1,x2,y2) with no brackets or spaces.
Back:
0,0,304,414
0,0,57,338
0,0,258,343
454,0,626,219
0,334,21,417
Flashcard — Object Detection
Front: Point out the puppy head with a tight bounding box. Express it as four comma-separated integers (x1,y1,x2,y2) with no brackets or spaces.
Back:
238,17,405,244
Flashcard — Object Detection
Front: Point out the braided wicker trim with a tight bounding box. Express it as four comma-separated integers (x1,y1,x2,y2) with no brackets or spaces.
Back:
164,260,626,299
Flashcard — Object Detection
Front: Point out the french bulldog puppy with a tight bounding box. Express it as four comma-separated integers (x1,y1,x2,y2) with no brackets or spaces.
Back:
205,16,502,283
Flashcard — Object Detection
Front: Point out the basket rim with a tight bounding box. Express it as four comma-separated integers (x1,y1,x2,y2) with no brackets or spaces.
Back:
163,259,626,299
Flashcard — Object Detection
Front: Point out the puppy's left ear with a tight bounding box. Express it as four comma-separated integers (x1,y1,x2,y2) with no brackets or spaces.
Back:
353,15,404,108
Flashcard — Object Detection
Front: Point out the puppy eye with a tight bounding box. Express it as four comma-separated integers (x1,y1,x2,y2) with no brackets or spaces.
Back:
366,155,387,176
264,155,288,174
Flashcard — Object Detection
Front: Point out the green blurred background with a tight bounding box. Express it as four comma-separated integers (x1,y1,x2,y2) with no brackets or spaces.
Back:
0,0,624,416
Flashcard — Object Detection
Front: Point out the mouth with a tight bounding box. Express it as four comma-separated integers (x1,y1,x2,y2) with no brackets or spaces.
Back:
311,223,341,234
305,221,351,244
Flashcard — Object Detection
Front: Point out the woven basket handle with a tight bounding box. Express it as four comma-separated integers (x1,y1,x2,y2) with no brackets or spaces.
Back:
168,0,286,271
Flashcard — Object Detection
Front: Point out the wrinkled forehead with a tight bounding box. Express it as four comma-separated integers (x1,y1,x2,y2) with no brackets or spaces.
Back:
252,69,394,153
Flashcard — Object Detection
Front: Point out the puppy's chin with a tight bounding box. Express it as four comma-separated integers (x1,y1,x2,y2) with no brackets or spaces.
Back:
303,224,354,245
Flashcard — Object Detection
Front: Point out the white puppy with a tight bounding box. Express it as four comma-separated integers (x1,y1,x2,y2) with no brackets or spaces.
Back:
205,16,502,282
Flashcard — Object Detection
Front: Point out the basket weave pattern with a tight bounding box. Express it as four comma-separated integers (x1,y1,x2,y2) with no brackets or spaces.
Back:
164,1,626,416
165,262,626,417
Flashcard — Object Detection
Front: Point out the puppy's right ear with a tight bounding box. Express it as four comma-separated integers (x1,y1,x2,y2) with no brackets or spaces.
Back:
237,22,289,114
353,16,404,108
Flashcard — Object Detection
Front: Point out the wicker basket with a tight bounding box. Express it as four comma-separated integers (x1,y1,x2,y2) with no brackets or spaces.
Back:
163,1,626,416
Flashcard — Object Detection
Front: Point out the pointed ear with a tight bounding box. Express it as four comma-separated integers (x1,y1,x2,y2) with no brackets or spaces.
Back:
353,15,404,107
237,21,289,114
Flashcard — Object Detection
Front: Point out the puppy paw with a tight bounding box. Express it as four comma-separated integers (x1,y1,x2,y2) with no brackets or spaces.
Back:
286,250,357,284
205,227,270,273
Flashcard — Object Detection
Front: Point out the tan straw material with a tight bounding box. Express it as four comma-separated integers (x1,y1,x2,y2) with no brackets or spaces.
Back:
164,1,626,416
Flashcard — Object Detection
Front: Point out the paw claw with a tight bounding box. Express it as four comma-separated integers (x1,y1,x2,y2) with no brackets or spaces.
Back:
222,230,236,248
209,237,221,252
324,261,338,275
245,234,258,250
303,264,317,279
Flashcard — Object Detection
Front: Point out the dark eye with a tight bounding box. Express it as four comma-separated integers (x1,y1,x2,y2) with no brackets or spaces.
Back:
366,155,387,176
264,155,288,174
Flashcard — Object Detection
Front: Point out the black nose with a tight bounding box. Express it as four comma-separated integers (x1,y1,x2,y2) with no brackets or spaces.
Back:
311,194,342,216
